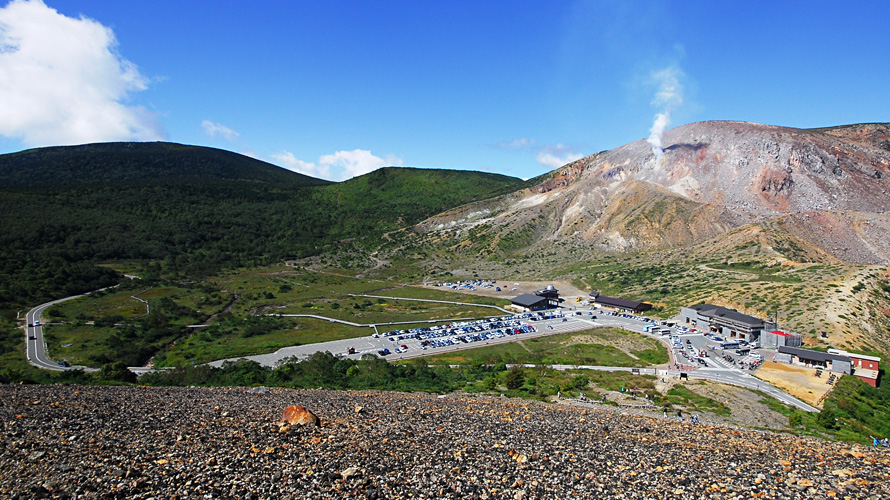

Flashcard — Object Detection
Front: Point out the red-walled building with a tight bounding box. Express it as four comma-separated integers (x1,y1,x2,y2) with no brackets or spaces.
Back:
829,349,881,387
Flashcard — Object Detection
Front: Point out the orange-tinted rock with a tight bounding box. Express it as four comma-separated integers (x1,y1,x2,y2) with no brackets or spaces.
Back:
279,405,321,427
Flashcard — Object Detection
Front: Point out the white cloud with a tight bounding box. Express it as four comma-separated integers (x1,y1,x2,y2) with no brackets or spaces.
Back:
0,0,163,147
270,149,403,181
270,150,331,179
535,143,583,169
201,120,240,142
320,149,404,180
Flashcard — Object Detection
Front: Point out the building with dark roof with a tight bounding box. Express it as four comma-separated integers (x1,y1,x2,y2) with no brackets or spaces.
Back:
590,294,652,314
510,293,552,312
778,346,852,375
535,284,559,300
510,284,561,311
680,304,773,342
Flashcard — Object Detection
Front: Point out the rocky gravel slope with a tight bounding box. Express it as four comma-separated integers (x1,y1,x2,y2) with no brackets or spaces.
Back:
2,385,888,499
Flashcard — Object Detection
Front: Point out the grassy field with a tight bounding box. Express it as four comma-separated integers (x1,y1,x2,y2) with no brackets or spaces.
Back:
35,265,522,369
49,285,210,322
422,327,668,367
157,317,370,367
41,325,108,366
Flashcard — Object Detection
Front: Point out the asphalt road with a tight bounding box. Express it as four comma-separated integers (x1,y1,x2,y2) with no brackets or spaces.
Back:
24,294,98,372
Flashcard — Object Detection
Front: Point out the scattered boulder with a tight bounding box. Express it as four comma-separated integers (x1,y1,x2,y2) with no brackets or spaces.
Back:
341,466,362,480
279,405,321,427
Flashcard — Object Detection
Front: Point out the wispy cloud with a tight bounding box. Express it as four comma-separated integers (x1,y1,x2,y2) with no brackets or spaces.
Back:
270,149,404,181
0,0,163,147
201,120,240,142
496,137,535,149
535,143,583,169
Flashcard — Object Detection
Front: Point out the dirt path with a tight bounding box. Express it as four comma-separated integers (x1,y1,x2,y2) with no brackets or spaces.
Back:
516,341,533,354
435,280,589,302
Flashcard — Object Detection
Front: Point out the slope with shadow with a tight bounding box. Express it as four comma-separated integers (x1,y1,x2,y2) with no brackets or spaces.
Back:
0,142,523,309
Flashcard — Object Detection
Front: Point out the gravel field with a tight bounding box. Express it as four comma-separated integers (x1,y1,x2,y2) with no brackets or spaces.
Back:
2,384,889,499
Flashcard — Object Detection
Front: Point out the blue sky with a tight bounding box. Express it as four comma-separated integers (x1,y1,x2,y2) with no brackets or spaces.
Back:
1,0,888,181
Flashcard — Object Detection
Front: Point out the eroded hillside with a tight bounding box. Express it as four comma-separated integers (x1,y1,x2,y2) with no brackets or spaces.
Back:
417,121,890,264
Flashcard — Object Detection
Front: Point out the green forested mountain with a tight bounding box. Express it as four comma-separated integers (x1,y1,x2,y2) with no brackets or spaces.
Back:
0,142,522,309
0,142,329,187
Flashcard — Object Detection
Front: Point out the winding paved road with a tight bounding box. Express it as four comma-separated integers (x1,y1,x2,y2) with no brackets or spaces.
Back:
25,294,99,372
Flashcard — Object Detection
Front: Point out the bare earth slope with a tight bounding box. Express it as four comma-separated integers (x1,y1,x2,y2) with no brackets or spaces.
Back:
419,121,890,264
2,385,888,499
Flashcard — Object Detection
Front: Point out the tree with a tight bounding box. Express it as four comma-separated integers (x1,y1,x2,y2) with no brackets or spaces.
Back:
100,362,137,384
505,366,525,390
817,406,839,430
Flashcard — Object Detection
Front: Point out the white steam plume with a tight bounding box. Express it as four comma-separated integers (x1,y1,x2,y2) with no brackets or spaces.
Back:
646,66,684,161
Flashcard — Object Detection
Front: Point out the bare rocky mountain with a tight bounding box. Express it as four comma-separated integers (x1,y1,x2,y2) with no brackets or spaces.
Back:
418,121,890,265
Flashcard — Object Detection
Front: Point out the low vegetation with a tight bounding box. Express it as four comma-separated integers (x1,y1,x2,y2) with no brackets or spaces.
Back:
3,142,889,447
423,328,668,367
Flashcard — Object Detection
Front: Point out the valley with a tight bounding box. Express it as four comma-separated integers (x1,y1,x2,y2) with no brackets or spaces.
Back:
2,122,890,447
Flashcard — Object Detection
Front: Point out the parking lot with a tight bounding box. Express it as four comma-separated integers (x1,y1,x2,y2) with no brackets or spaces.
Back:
351,310,581,360
350,307,766,374
214,299,770,379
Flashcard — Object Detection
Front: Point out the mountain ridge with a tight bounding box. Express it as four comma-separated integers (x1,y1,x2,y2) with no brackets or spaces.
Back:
0,141,332,187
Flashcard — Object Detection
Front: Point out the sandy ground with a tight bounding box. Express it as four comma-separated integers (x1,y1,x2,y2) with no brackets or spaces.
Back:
754,361,835,407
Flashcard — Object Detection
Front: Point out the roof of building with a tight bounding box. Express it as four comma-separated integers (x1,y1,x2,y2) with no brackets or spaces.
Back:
511,293,550,308
778,346,851,363
691,304,763,327
593,295,652,311
771,330,792,337
828,349,881,362
853,368,880,381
